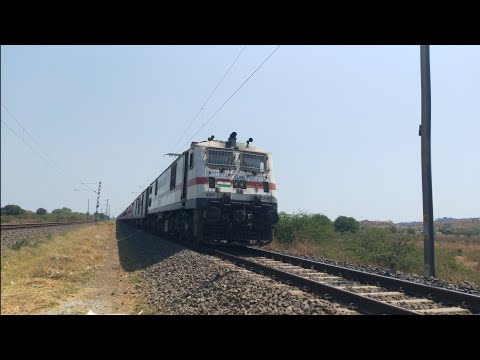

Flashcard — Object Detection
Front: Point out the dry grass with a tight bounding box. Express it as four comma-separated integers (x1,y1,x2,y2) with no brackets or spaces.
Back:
268,234,480,286
268,240,326,259
1,223,113,314
435,237,480,283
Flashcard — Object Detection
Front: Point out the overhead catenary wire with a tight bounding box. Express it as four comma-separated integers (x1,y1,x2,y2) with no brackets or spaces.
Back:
168,45,247,157
1,106,98,195
1,119,64,175
2,104,60,168
2,104,70,177
176,45,281,153
124,45,249,207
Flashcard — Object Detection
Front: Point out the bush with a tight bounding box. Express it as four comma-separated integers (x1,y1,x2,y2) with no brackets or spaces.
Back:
36,208,47,215
334,216,359,233
52,207,72,214
356,228,417,271
1,204,25,215
275,212,334,244
407,228,416,234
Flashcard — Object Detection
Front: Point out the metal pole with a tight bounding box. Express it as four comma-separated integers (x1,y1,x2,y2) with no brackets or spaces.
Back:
87,199,89,221
420,45,435,277
95,182,101,223
106,199,109,221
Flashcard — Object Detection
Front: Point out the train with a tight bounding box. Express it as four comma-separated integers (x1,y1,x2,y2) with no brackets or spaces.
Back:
117,132,279,245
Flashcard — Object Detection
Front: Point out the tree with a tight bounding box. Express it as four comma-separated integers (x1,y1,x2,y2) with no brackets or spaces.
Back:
333,216,360,233
1,204,25,215
36,208,47,215
312,214,332,226
52,207,72,214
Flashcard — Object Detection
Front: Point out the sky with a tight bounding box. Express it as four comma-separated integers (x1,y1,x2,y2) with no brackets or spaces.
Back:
1,45,479,222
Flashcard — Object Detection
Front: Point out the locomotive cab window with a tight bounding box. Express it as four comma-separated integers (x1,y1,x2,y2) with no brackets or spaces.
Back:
206,149,235,169
240,153,267,173
155,179,158,195
189,152,194,169
170,163,177,190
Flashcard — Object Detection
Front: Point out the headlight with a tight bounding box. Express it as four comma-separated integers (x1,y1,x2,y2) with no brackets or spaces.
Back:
233,179,246,189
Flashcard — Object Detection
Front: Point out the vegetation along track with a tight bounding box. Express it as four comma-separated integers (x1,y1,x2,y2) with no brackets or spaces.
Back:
1,221,96,230
212,246,480,315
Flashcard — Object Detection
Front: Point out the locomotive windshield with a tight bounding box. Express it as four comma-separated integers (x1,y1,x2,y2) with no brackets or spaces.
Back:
240,153,266,173
206,149,235,169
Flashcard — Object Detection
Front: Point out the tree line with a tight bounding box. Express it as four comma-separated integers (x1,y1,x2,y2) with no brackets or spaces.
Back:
1,204,109,222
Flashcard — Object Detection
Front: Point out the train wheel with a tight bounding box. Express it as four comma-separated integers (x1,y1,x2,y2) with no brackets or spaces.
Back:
186,215,194,243
193,226,203,247
263,228,274,241
193,235,201,247
178,218,186,243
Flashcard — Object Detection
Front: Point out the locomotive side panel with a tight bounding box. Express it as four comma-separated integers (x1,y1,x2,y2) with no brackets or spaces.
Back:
147,155,185,214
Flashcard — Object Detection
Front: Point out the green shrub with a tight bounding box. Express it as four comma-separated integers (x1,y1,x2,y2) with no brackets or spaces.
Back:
36,208,47,215
275,212,334,244
356,228,417,271
52,207,72,214
1,204,25,215
333,216,360,233
1,215,13,223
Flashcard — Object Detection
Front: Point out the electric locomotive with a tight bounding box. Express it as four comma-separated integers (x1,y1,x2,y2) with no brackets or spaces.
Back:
117,132,278,245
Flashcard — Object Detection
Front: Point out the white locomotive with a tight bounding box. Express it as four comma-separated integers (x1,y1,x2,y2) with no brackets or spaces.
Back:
117,132,278,245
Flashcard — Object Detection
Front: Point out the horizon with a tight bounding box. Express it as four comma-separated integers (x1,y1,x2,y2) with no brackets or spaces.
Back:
3,202,478,225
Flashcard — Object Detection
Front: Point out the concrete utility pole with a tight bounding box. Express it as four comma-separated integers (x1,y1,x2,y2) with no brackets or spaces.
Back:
420,45,435,277
95,181,102,223
106,199,109,221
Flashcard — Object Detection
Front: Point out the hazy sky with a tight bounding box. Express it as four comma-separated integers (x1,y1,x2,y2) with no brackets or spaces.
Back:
1,45,479,222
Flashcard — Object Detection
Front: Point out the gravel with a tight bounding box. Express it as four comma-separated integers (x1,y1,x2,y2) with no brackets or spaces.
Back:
115,224,357,315
260,248,480,296
142,248,356,314
1,224,95,252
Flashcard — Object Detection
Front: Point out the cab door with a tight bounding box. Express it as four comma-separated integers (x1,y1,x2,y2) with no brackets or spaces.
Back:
144,189,149,216
181,151,189,205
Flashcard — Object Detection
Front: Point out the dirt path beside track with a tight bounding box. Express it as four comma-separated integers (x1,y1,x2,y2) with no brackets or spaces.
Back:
43,223,144,315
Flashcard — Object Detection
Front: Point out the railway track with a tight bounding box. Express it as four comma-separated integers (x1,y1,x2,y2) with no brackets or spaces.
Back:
120,223,480,315
1,221,96,230
211,246,480,315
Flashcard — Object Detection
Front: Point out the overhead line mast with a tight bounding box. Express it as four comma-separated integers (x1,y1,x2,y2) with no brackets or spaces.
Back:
95,182,102,223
